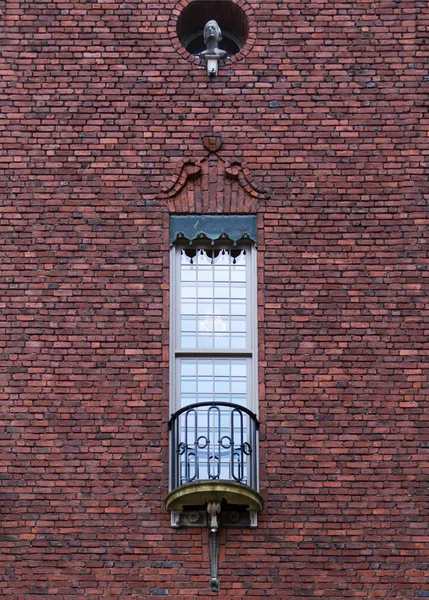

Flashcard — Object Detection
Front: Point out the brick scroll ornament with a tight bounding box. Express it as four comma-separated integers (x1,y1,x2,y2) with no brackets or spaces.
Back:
159,135,270,214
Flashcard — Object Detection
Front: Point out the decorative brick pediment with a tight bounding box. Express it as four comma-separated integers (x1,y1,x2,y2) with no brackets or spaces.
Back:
159,136,269,214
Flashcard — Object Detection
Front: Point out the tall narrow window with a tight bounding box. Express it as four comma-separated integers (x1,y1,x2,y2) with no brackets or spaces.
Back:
168,216,260,501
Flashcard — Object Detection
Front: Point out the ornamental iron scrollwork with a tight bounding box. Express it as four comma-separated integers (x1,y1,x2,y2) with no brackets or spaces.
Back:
169,401,259,492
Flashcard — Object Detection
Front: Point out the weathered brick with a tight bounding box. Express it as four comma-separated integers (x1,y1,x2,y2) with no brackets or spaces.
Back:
0,0,428,598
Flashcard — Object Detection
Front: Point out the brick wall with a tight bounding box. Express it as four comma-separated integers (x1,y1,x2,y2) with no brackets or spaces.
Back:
1,0,428,598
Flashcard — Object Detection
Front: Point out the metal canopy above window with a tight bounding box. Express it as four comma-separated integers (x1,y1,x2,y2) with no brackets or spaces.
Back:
170,215,257,247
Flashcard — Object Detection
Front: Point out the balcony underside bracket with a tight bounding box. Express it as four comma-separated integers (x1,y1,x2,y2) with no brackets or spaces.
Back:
170,506,258,528
207,501,221,592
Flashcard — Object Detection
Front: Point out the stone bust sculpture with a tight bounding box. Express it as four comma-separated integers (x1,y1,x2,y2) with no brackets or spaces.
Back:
200,20,227,59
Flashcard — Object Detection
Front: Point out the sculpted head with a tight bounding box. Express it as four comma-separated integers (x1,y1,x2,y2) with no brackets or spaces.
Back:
204,20,222,45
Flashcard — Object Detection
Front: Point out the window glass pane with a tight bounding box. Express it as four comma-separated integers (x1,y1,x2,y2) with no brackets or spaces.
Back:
214,284,229,299
215,251,230,265
181,377,196,394
200,249,212,265
198,335,214,349
198,282,213,298
214,379,230,394
215,301,230,315
231,266,246,282
231,334,246,349
198,394,213,403
198,378,213,394
233,250,246,265
181,317,196,333
233,395,247,407
216,394,230,404
181,267,196,282
214,266,230,282
198,300,213,315
231,317,246,332
231,360,246,377
182,334,196,348
181,249,196,265
182,301,197,315
199,360,213,376
214,334,230,349
181,284,196,298
231,300,246,316
181,394,197,405
231,378,246,394
199,267,213,282
231,284,246,299
215,360,230,377
179,247,249,350
180,359,248,408
182,360,196,376
198,315,213,333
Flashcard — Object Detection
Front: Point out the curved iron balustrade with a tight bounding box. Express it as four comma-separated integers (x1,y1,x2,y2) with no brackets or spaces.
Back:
169,402,259,492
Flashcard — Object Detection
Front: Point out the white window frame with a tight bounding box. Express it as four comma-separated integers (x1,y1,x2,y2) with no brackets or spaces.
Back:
169,240,258,419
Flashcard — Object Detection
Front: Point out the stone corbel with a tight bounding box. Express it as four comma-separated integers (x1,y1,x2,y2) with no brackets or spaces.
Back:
207,501,222,592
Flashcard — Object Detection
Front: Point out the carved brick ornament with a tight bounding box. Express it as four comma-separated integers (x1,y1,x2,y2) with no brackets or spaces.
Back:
159,136,270,214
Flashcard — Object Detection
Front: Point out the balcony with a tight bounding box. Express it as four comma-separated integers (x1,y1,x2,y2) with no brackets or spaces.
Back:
165,401,263,514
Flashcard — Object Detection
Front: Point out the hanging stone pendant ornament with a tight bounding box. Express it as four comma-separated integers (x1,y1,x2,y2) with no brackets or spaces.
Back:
200,20,227,77
207,501,221,592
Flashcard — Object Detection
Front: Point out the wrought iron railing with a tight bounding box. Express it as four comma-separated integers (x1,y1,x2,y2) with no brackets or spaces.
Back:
169,402,259,492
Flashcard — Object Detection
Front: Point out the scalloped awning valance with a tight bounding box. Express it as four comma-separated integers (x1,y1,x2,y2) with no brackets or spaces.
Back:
170,215,257,247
